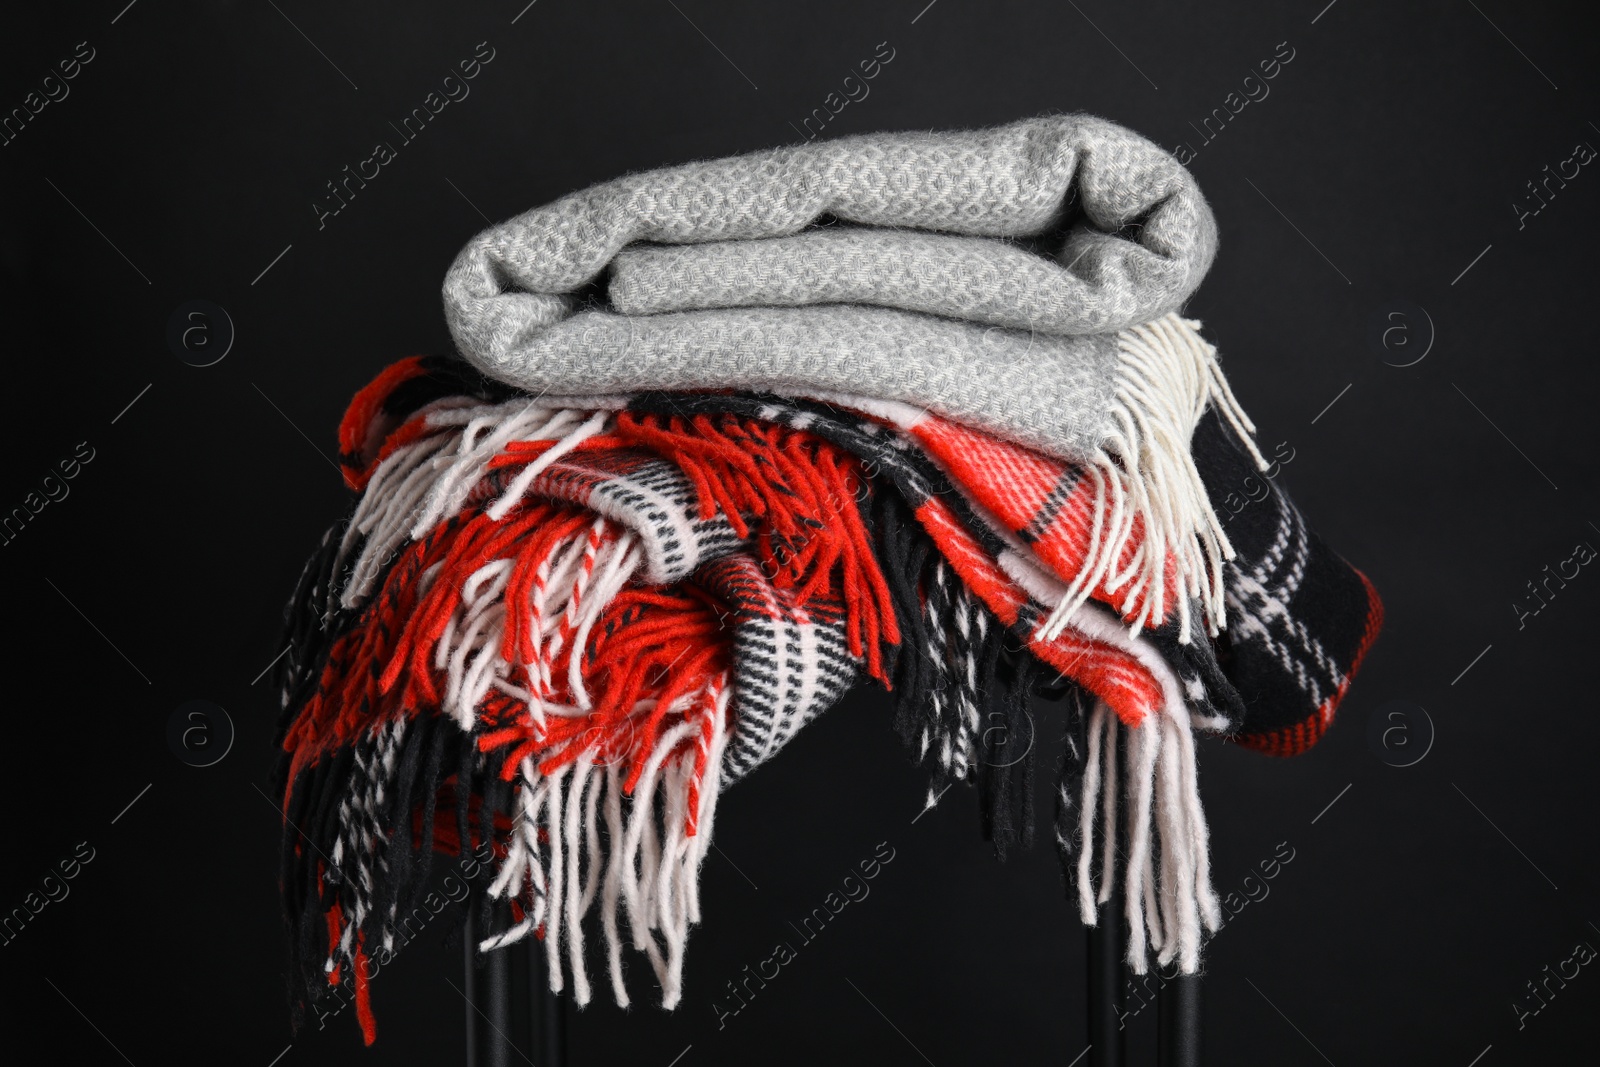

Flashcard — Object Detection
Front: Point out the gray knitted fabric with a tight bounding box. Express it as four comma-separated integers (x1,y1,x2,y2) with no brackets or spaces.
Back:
441,114,1219,463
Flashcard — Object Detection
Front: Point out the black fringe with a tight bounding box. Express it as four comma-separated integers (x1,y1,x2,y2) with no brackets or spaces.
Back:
868,485,1046,859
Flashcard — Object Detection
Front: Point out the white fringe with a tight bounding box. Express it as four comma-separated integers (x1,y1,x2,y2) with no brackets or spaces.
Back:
330,396,645,733
480,685,732,1009
337,391,733,1007
334,397,610,612
1040,313,1268,646
1074,696,1220,976
330,341,1245,998
415,517,729,1009
1034,536,1222,974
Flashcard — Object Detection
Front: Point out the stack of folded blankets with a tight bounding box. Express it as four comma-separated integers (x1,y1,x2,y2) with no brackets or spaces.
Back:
272,114,1383,1042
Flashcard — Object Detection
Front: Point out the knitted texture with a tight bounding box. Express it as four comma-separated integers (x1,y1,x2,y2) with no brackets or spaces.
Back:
443,113,1216,459
443,115,1256,642
273,113,1387,1045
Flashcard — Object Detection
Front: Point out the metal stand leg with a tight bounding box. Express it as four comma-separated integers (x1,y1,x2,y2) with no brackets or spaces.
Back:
529,936,567,1066
1157,972,1202,1067
464,907,569,1066
464,910,516,1067
1087,890,1126,1066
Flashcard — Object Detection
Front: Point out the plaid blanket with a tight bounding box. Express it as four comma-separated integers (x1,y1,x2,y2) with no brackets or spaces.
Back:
278,358,904,1035
626,391,1240,732
272,354,1381,1040
804,391,1382,756
273,113,1391,1051
1193,410,1384,755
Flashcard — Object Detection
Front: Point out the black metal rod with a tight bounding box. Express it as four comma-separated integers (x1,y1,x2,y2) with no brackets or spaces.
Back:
463,911,483,1067
1157,971,1202,1067
1087,891,1126,1066
484,943,515,1067
464,909,518,1067
529,936,567,1066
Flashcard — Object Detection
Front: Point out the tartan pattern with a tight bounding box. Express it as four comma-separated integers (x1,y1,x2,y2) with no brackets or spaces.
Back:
638,391,1381,750
632,392,1192,731
697,554,858,780
486,447,741,585
277,368,887,1033
907,412,1181,627
272,358,1383,1039
1192,410,1384,755
322,409,866,785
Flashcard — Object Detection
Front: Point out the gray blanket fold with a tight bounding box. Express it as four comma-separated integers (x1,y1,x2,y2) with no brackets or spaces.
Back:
443,114,1218,458
441,113,1264,641
609,227,1191,333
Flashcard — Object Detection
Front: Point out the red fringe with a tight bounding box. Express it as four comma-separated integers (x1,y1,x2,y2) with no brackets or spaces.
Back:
288,396,912,1013
338,355,430,491
291,404,906,795
613,410,899,680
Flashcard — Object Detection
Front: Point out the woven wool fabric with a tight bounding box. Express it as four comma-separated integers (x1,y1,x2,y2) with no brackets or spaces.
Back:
274,354,1266,1039
273,113,1388,1047
442,114,1263,644
774,387,1382,755
442,113,1216,458
277,359,896,1037
1191,410,1385,755
623,390,1234,736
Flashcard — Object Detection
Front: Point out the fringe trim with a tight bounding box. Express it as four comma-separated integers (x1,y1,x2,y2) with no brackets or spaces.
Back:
282,389,912,1019
336,397,591,613
479,680,732,1009
1019,523,1224,973
872,486,1041,858
1074,698,1220,974
1040,313,1267,646
279,355,1264,1028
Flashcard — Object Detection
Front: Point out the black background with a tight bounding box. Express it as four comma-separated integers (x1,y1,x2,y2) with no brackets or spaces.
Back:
2,2,1597,1064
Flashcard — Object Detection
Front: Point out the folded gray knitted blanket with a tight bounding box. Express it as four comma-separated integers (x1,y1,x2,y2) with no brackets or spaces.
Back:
442,114,1266,641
